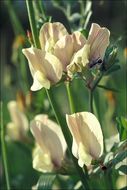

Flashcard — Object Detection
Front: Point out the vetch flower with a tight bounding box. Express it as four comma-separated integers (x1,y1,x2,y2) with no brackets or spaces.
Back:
22,22,68,91
66,112,103,167
53,31,86,71
30,114,66,172
67,23,110,77
7,101,29,141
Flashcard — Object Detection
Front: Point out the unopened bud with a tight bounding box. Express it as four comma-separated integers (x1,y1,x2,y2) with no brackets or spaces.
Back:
27,30,33,45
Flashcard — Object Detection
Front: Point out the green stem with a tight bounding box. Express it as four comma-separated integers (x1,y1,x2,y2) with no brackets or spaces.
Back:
89,89,94,113
65,82,75,113
89,72,104,114
1,102,10,190
26,0,40,48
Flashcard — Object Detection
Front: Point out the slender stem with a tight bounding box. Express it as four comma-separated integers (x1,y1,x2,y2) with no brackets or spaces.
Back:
38,0,47,20
65,82,75,113
1,102,10,190
46,89,72,148
89,89,94,113
26,0,40,48
89,72,104,113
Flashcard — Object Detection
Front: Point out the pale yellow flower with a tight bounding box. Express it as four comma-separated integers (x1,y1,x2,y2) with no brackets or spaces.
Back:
67,23,110,77
30,114,66,172
54,31,86,71
66,112,103,167
7,101,28,141
22,22,68,91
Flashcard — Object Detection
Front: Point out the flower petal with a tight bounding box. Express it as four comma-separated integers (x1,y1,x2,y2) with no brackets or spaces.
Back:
44,52,63,83
78,142,92,167
67,44,90,77
39,22,68,52
87,23,110,60
31,71,50,91
72,31,86,52
66,114,81,158
7,101,28,132
66,112,103,167
54,35,74,71
30,114,66,167
77,112,103,158
22,47,62,90
32,144,53,173
88,23,101,45
90,28,110,60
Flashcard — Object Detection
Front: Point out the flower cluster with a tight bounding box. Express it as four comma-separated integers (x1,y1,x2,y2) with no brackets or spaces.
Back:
21,22,110,172
22,22,110,91
30,112,103,172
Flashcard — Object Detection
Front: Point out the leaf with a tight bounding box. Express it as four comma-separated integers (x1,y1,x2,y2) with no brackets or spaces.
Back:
118,165,127,174
37,174,56,190
97,84,119,92
116,117,127,141
111,150,127,166
105,64,121,75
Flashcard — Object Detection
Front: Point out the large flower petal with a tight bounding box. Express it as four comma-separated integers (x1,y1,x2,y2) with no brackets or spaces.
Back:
76,112,103,158
72,31,86,52
54,32,86,71
54,35,74,71
67,44,90,77
66,112,103,167
88,23,101,45
30,114,66,168
88,23,110,60
39,22,68,52
22,47,63,90
33,144,53,173
90,28,110,60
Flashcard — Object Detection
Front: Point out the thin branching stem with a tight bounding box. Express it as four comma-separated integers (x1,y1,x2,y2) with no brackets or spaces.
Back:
26,0,40,48
65,82,75,113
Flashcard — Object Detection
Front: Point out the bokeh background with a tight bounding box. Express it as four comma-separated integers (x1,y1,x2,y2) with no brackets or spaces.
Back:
0,0,127,189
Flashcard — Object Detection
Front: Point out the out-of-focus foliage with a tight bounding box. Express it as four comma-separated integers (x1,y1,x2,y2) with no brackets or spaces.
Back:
1,0,127,190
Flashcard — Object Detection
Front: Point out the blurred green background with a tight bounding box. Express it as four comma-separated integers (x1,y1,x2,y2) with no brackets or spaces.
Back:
0,0,126,189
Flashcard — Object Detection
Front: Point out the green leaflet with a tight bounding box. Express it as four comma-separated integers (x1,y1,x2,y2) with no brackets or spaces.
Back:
118,165,127,175
116,116,127,141
105,64,121,75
